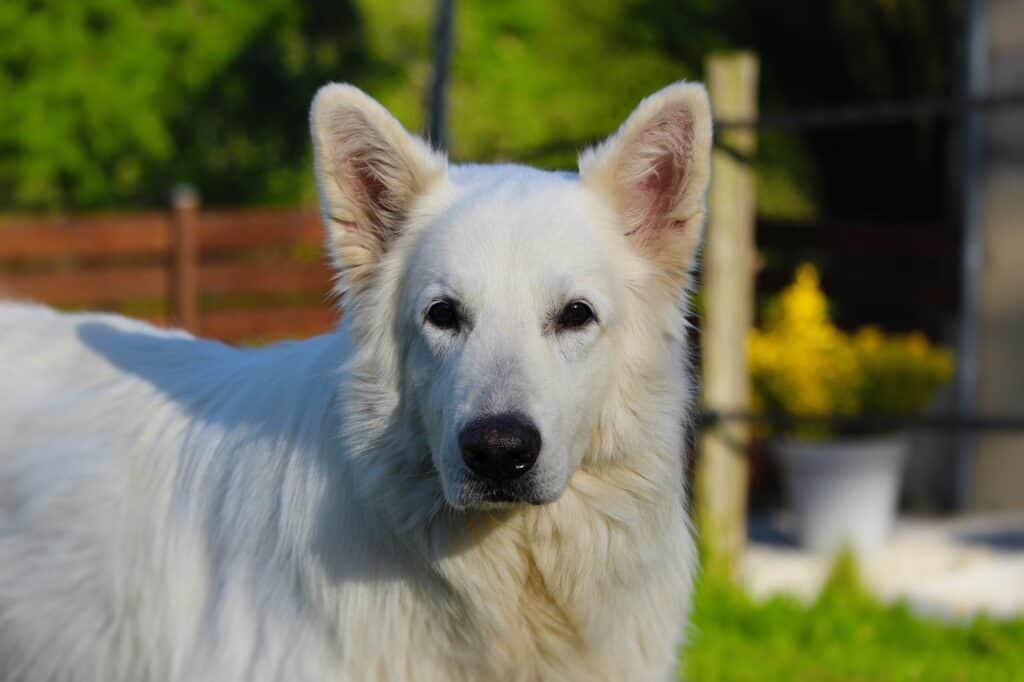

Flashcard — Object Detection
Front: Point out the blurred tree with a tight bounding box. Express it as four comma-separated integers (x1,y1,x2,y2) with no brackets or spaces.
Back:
0,0,956,220
0,0,371,210
320,0,958,221
161,1,372,207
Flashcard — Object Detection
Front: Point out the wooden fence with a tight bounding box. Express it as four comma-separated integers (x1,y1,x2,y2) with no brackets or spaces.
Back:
0,197,337,344
0,202,956,346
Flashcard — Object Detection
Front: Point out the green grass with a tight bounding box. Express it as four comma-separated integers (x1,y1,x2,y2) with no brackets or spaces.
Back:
682,553,1024,681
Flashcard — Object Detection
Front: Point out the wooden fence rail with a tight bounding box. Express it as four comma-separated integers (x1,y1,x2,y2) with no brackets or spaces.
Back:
0,198,336,344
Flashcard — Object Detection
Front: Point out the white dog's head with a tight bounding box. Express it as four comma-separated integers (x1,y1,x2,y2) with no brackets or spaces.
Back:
311,83,711,510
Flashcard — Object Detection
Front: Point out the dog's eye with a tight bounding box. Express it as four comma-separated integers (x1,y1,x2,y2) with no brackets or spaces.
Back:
426,299,460,331
556,301,596,331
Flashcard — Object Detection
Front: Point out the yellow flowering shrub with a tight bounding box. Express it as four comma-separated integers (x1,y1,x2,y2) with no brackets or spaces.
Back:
852,327,955,417
747,264,955,440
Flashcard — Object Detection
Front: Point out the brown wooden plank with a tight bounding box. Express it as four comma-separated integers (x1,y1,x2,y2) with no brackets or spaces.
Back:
0,266,170,306
0,208,325,260
140,313,172,328
0,259,334,310
0,214,172,259
200,306,337,343
200,262,334,297
198,209,323,252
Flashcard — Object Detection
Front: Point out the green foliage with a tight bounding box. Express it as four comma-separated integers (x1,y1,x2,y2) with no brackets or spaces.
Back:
0,0,370,209
818,547,870,604
0,0,956,219
451,1,692,169
684,559,1024,681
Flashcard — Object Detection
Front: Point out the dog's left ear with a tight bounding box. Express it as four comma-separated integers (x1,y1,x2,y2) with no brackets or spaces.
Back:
579,83,712,280
310,84,447,290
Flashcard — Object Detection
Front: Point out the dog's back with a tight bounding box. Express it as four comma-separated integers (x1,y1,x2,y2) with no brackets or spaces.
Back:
0,303,347,681
0,304,141,680
1,304,172,679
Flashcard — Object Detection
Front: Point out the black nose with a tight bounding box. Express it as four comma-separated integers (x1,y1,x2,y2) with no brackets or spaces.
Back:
459,413,542,482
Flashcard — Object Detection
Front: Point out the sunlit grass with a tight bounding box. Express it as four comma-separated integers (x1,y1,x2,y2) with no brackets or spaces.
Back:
683,552,1024,681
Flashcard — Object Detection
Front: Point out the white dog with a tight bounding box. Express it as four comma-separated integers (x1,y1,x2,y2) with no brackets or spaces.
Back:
0,82,711,681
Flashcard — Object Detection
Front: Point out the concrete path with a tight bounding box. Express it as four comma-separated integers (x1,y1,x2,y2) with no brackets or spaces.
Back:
741,512,1024,620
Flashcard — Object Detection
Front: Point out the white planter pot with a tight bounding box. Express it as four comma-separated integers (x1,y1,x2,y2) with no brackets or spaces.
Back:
776,435,908,556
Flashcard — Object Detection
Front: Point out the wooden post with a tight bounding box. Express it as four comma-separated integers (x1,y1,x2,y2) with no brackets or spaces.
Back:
171,185,200,333
696,52,759,577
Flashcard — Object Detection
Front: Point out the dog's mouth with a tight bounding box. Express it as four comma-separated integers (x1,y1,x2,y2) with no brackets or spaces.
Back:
478,483,547,506
449,477,554,509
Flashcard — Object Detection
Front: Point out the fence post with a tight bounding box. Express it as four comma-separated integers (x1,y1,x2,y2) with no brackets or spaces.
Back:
426,0,456,151
171,185,200,333
696,52,759,577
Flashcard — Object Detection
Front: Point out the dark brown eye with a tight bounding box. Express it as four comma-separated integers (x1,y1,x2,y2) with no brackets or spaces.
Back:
426,299,460,330
557,301,596,331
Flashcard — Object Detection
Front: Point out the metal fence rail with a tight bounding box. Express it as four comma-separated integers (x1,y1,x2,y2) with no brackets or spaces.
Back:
699,410,1024,434
714,91,1024,131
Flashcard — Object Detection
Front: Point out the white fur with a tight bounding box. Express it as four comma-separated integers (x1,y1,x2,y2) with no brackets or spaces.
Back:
0,82,712,681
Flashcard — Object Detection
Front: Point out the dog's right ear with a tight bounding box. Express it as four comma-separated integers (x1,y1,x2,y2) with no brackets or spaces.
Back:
310,84,447,288
579,83,712,285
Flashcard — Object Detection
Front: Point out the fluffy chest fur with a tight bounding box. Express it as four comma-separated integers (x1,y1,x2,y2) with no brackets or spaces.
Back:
318,473,693,681
415,475,691,681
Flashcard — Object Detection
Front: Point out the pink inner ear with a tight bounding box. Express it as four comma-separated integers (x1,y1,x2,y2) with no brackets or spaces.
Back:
353,157,388,217
324,106,411,243
622,107,695,239
338,140,406,242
